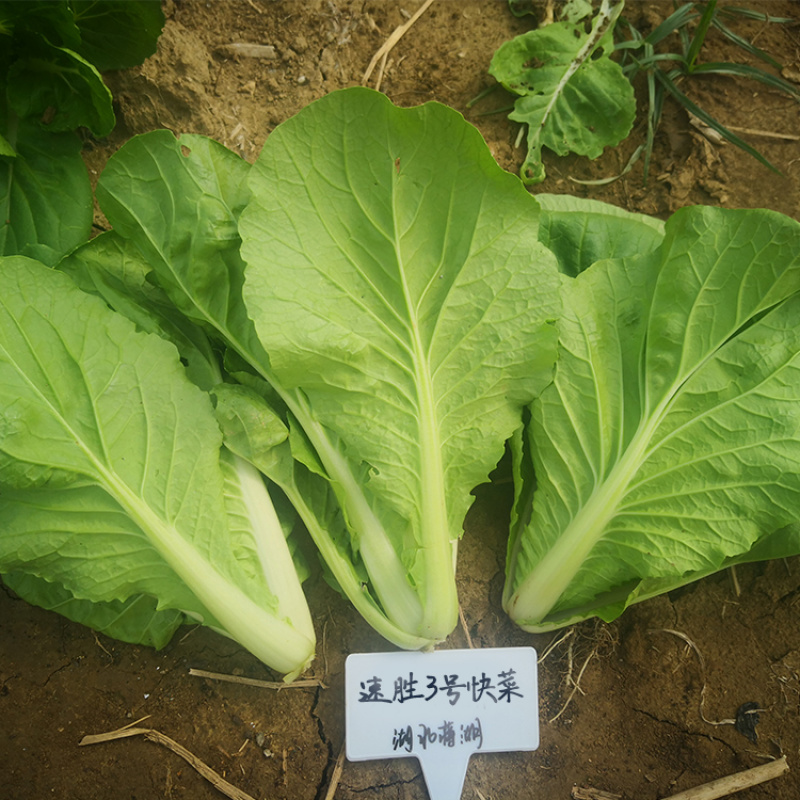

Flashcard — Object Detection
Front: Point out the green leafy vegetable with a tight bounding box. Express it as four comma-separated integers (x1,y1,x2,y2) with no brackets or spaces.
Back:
0,0,164,263
489,0,634,184
2,570,184,649
92,88,562,648
239,88,562,646
505,205,800,631
0,117,92,266
4,80,800,660
0,255,315,677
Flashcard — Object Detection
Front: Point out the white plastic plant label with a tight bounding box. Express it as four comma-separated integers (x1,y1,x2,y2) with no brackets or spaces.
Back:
345,647,539,800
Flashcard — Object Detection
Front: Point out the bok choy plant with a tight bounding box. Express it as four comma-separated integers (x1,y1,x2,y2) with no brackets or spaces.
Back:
0,254,316,678
7,84,797,662
505,201,800,631
89,87,563,649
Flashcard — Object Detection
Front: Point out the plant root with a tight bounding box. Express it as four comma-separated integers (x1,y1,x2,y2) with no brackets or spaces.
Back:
647,628,739,728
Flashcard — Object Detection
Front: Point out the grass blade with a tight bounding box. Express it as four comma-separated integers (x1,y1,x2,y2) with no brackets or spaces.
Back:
717,6,795,25
686,0,717,71
691,61,800,100
643,3,699,47
710,17,783,70
654,67,782,174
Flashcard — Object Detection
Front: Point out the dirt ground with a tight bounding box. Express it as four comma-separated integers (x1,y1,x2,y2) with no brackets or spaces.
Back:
3,1,800,799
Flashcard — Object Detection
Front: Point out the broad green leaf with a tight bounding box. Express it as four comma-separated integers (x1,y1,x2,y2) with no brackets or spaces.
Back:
0,117,92,265
535,193,665,276
8,44,114,137
0,256,315,676
0,1,81,51
505,206,800,631
71,0,165,72
60,230,220,391
240,87,562,642
490,0,634,183
2,570,183,649
96,130,262,359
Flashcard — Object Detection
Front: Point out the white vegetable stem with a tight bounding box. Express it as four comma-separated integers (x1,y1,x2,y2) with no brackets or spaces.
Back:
102,459,316,680
507,404,664,626
409,338,459,642
296,398,426,632
232,454,315,644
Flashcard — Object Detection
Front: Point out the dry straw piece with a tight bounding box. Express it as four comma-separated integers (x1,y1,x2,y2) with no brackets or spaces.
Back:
362,0,436,91
80,718,257,800
663,756,789,800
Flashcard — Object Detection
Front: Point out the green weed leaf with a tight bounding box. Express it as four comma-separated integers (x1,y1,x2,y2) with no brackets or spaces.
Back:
490,0,634,183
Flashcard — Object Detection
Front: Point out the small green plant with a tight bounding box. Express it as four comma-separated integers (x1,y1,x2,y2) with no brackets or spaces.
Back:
0,0,164,264
489,0,635,184
485,0,799,183
616,0,800,179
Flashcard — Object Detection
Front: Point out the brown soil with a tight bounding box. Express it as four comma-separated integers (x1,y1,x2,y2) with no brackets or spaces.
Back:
3,2,800,799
